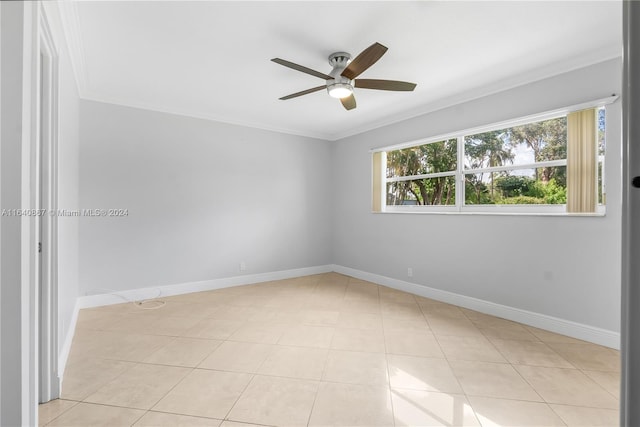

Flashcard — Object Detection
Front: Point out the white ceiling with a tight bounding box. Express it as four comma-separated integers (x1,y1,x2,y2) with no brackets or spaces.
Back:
58,1,622,140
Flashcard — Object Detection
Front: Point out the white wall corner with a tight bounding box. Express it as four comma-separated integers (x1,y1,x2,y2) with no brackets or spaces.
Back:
332,264,620,349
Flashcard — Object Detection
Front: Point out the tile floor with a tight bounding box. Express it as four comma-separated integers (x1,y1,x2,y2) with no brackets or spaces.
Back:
39,273,620,426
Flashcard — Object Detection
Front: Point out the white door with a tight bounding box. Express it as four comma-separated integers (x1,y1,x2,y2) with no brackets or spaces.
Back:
621,2,640,425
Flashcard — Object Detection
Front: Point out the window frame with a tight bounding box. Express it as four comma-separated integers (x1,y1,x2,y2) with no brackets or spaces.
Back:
374,95,617,215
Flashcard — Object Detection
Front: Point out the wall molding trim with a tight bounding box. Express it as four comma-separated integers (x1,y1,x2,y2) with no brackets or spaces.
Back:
331,264,620,349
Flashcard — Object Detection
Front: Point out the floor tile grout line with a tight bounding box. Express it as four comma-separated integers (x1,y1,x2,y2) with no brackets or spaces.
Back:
317,340,333,383
143,365,198,416
40,399,80,427
509,361,621,406
545,401,622,410
546,404,572,427
46,401,151,423
304,377,322,427
75,359,143,404
416,294,435,332
191,365,396,389
191,338,226,370
221,372,257,423
251,341,285,377
510,362,574,407
431,333,485,426
576,367,622,401
484,335,580,371
134,408,225,422
128,407,148,426
383,346,397,427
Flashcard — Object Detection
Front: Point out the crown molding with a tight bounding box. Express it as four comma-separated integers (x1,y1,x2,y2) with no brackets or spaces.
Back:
56,0,88,97
328,52,622,141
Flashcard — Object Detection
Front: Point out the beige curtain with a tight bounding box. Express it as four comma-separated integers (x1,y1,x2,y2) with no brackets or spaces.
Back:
372,152,384,212
567,109,597,213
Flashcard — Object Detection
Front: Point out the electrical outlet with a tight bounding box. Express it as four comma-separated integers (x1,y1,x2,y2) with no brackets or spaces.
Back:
240,261,247,272
407,267,413,277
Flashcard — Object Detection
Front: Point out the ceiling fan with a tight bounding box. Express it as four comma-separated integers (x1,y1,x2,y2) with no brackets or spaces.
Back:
271,42,417,111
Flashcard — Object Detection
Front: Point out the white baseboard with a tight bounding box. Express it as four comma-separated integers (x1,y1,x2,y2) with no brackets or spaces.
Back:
76,264,334,309
332,264,620,349
58,297,80,394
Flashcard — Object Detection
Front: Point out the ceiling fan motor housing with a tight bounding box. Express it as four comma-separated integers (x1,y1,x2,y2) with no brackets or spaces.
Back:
327,52,353,98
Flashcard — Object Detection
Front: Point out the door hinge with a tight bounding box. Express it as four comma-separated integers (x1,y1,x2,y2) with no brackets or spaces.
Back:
38,242,42,253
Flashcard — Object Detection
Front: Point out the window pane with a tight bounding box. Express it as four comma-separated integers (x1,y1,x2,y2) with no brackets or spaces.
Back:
464,166,567,205
598,159,605,205
386,139,457,179
598,107,606,205
464,116,567,170
387,177,456,206
598,107,606,156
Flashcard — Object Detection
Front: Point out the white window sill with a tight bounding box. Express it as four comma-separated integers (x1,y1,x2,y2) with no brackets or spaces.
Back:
377,205,606,217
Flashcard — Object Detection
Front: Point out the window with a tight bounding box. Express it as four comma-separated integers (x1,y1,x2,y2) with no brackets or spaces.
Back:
463,116,569,207
385,139,457,206
372,101,612,214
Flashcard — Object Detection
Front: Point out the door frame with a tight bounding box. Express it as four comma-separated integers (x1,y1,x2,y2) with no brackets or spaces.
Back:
36,5,59,404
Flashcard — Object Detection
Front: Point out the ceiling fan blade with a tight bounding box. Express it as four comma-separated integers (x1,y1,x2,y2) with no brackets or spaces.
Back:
271,58,333,80
340,94,357,110
341,42,388,80
279,85,327,100
355,79,417,91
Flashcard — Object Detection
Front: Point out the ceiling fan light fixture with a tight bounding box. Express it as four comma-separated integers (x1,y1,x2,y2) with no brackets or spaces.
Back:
273,42,416,110
327,82,353,99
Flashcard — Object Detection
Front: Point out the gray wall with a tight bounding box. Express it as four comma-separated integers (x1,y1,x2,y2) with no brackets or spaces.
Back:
1,2,27,424
78,101,332,295
331,58,622,333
